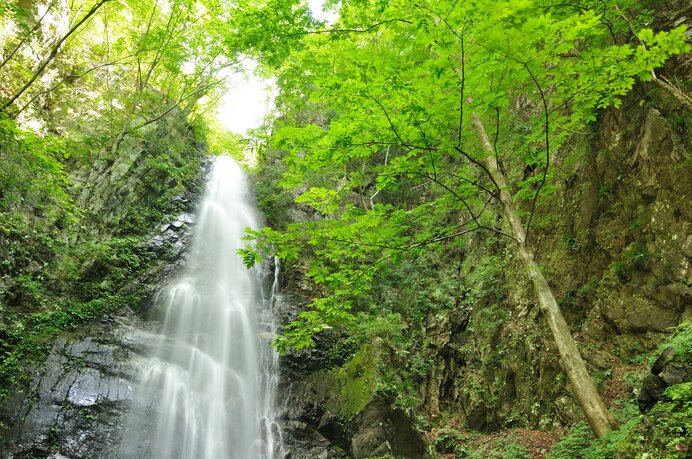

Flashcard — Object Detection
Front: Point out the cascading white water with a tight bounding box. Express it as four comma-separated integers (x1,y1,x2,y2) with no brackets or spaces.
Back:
119,156,283,459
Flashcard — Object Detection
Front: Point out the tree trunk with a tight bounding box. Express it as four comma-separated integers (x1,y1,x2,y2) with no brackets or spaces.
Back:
471,113,614,438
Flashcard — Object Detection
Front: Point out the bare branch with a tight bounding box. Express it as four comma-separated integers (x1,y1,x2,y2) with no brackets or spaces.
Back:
279,18,413,38
522,62,551,240
2,0,112,113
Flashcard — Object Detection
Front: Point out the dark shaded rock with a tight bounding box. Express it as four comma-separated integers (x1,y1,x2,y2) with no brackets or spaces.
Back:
280,421,345,459
349,399,428,459
660,365,689,386
652,347,676,375
317,412,350,452
639,345,692,413
638,374,667,413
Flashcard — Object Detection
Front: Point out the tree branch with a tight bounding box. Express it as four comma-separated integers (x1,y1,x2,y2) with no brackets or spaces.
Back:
0,1,56,72
453,145,500,193
362,68,408,148
1,0,112,112
279,18,413,38
14,57,133,117
522,62,551,240
112,79,222,153
614,5,692,110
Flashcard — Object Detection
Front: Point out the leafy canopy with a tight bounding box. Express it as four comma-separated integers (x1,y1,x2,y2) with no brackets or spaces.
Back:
244,0,690,351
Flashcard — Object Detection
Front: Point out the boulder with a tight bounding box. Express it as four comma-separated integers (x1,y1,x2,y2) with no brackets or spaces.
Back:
638,346,692,413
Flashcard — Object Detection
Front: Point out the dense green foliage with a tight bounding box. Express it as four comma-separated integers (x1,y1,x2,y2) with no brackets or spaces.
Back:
246,0,689,351
0,114,205,404
548,323,692,458
0,0,311,408
1,0,690,454
243,0,690,452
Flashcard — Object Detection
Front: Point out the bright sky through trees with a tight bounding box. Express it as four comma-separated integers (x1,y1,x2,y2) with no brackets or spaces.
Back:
216,59,276,133
215,0,337,133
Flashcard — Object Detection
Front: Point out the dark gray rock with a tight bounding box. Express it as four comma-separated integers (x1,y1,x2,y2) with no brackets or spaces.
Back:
1,320,161,459
280,421,345,459
638,346,692,414
638,374,667,413
651,347,676,375
660,365,689,386
349,399,428,459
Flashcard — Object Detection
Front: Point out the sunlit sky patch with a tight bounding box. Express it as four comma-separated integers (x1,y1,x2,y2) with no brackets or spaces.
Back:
215,1,338,134
215,60,276,134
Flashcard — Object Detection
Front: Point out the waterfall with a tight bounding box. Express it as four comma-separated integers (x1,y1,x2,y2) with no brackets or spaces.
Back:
119,156,283,459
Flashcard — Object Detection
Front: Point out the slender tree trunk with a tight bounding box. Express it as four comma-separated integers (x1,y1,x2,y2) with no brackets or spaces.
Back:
471,113,614,438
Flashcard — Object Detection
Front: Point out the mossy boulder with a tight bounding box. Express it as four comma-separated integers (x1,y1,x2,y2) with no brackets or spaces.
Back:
278,340,427,457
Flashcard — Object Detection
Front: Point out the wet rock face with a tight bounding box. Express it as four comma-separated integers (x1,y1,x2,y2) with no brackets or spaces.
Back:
0,205,199,457
1,162,207,457
1,324,146,458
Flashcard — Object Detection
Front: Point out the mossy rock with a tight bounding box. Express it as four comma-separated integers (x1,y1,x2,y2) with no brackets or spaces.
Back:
311,341,381,421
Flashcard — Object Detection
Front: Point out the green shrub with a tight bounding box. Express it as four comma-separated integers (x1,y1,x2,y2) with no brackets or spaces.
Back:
547,423,593,459
551,324,692,458
434,427,469,455
613,242,655,282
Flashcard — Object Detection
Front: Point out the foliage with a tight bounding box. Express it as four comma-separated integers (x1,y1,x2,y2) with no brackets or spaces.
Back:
0,86,205,412
550,390,691,458
433,426,531,458
550,323,692,458
652,322,692,364
246,0,690,351
547,422,594,458
252,157,294,229
201,118,246,159
1,0,235,129
0,114,76,224
433,426,471,456
613,242,655,282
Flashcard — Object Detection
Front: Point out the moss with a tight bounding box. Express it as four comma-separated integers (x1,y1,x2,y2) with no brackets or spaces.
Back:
336,344,377,417
331,343,380,419
0,111,206,414
298,342,381,423
616,383,692,458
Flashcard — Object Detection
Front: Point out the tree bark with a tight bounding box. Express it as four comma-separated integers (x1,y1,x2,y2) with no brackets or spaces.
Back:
471,112,614,438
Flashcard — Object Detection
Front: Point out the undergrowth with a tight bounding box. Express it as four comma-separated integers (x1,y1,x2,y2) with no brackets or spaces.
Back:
549,323,691,458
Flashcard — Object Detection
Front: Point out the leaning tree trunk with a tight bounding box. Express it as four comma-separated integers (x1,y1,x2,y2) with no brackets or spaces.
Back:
471,113,614,438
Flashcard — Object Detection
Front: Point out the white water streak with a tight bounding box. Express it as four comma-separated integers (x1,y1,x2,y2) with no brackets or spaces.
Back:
120,156,283,459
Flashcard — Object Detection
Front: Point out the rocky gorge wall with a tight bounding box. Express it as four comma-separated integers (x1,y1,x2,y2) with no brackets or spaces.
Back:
0,6,689,458
0,111,209,457
266,6,692,456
